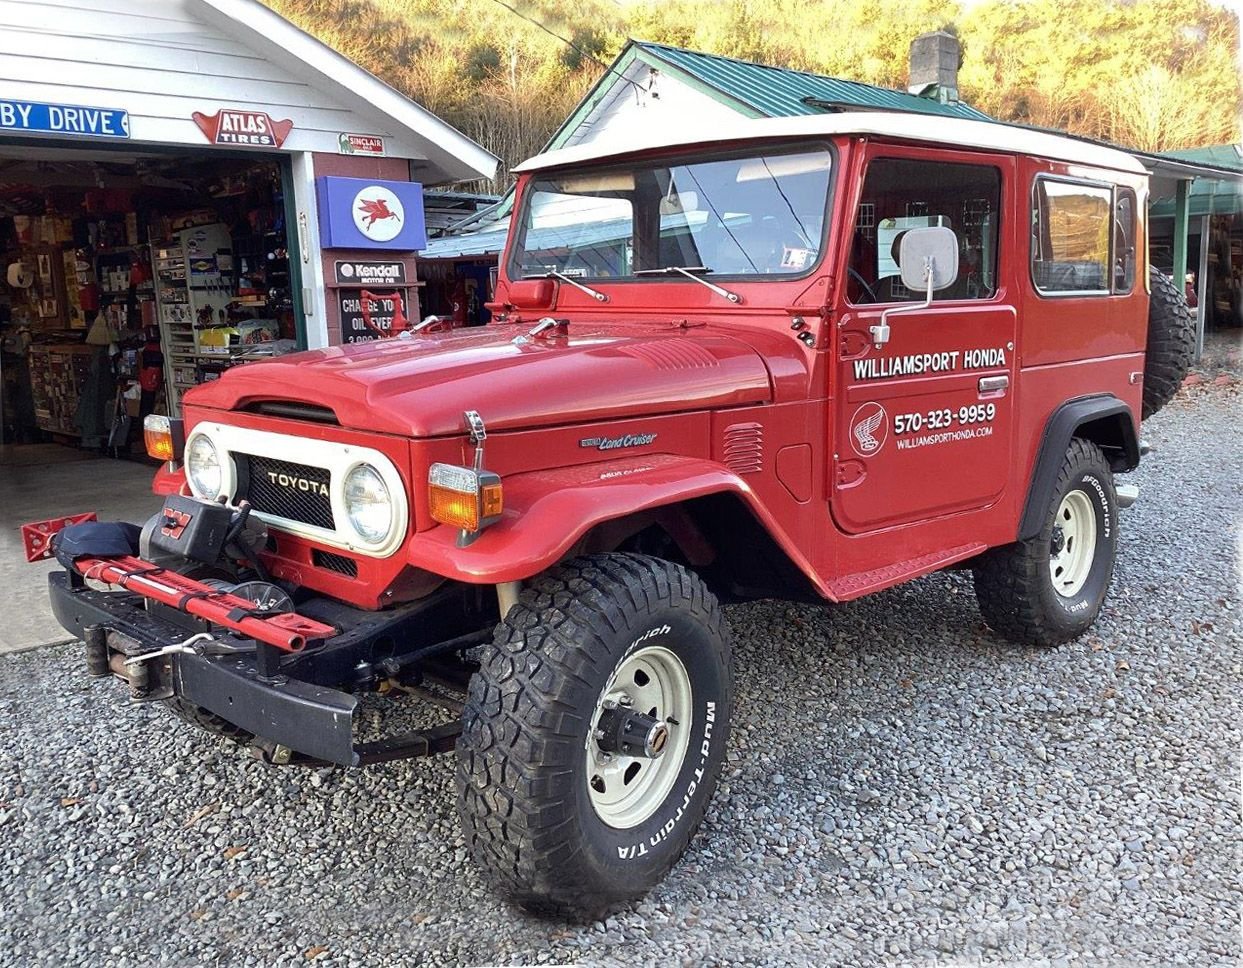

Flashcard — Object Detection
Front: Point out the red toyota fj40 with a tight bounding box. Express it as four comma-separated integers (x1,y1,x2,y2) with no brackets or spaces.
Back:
30,114,1192,917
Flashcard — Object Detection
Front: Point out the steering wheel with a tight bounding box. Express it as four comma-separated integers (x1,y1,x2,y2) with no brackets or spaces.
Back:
848,267,878,304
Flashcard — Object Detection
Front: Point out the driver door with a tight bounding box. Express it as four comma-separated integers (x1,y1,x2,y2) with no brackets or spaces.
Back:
832,147,1017,535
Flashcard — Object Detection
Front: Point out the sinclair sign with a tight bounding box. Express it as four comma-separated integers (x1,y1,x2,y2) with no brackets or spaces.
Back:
192,109,293,148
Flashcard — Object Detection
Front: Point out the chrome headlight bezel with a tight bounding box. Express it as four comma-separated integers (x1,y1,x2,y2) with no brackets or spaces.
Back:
342,462,393,544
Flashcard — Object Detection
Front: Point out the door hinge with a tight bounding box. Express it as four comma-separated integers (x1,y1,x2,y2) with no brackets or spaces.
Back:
839,330,870,359
836,459,865,487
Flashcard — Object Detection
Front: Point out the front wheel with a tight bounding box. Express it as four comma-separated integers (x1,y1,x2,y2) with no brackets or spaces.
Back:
456,554,732,919
973,438,1118,646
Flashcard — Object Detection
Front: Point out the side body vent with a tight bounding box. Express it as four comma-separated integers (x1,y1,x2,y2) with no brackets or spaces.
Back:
723,422,764,475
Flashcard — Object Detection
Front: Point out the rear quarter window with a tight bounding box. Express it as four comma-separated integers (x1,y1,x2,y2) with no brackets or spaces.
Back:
1031,178,1135,296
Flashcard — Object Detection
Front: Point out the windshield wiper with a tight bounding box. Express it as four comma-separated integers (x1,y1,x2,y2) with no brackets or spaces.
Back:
633,265,741,304
524,270,608,302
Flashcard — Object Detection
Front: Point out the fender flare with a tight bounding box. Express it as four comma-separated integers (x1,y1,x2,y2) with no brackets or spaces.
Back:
405,454,830,594
1018,394,1139,541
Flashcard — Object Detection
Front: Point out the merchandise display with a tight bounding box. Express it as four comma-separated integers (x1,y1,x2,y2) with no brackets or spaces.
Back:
0,156,298,450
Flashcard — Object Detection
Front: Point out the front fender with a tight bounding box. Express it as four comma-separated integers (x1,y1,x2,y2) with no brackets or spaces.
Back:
406,453,825,590
152,463,187,496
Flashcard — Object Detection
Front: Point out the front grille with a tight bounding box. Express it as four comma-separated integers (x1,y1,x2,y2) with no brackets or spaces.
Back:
237,454,334,529
313,549,358,577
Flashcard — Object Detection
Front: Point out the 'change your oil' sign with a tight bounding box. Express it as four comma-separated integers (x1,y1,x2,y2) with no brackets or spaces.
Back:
339,289,408,343
0,99,130,138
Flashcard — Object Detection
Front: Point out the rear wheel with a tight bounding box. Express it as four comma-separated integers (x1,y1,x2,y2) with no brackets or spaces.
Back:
973,439,1118,646
456,554,732,919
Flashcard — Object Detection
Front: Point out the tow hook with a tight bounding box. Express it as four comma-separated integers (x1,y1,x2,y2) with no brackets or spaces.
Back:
594,698,669,759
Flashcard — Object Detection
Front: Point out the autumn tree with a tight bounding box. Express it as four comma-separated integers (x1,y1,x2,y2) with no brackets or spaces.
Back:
264,0,1241,183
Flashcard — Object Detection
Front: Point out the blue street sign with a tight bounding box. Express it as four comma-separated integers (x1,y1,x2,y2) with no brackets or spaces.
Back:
0,99,130,139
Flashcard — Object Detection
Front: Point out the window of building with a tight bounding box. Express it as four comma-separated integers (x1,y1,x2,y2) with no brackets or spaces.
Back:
847,158,1001,305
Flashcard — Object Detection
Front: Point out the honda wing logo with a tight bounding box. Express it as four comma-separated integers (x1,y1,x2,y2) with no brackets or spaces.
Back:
849,402,888,458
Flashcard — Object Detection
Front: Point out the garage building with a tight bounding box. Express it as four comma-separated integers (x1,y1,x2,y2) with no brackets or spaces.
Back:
0,0,496,456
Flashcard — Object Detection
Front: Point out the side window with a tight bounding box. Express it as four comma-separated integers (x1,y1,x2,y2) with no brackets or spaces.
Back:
1113,188,1137,293
847,158,1001,304
1031,179,1113,294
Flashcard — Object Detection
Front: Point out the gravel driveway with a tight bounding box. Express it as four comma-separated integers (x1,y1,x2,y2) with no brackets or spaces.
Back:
2,384,1239,967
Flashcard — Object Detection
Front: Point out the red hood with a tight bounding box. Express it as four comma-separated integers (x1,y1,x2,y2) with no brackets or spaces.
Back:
184,323,774,437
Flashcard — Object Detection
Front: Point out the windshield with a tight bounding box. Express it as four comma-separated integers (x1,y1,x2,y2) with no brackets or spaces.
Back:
509,145,833,282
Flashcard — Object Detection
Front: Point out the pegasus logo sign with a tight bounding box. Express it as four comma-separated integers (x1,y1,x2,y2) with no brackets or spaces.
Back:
849,402,888,458
351,184,405,243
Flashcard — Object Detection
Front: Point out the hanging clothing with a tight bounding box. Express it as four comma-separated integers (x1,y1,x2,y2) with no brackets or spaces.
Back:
75,344,115,447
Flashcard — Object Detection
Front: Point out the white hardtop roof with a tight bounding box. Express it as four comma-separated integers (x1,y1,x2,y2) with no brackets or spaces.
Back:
193,0,498,183
513,112,1147,176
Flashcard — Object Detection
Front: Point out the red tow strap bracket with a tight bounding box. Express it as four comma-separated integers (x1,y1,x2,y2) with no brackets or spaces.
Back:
74,554,336,652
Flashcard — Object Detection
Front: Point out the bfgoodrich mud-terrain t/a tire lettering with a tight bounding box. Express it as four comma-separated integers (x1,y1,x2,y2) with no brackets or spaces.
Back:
973,439,1119,647
456,554,732,919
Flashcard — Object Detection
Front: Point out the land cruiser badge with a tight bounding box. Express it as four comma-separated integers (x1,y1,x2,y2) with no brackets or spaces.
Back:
580,432,658,452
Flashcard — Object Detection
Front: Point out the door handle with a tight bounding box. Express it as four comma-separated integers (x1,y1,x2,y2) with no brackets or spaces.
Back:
978,375,1009,393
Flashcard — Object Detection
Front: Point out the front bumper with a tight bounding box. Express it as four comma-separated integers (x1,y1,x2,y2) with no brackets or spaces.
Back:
50,572,359,765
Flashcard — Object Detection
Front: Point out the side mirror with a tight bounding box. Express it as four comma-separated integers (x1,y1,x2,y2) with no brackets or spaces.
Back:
869,226,961,351
898,226,959,293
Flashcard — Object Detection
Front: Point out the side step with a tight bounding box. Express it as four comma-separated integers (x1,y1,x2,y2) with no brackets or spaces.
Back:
826,542,986,601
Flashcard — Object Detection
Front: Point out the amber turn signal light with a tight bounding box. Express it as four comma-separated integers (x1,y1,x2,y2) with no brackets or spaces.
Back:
428,463,503,537
143,415,185,462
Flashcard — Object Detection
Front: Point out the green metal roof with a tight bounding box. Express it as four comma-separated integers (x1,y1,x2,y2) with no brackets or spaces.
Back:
1148,143,1243,218
1161,143,1243,174
635,41,993,122
1150,178,1243,219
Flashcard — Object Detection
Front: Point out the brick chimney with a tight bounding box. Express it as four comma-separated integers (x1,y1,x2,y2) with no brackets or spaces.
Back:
908,30,961,104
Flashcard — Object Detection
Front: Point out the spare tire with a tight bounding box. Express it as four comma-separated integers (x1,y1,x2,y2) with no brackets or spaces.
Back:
1142,267,1195,419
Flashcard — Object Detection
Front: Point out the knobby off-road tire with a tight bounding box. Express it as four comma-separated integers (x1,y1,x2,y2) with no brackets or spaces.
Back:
973,439,1118,647
1143,266,1195,419
165,696,252,743
456,554,732,919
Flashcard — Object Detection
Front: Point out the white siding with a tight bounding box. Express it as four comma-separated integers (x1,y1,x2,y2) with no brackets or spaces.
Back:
0,0,426,157
563,59,743,150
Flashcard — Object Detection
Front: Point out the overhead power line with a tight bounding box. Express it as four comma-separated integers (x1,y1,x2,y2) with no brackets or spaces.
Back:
480,0,645,95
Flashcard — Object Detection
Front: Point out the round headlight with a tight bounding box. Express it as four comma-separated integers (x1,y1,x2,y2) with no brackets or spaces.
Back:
185,435,222,499
344,464,392,543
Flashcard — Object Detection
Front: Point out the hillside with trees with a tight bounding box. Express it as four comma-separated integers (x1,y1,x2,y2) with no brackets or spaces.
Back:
265,0,1240,188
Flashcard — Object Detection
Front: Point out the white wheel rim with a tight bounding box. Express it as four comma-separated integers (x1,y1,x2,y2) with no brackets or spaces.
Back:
585,645,692,829
1049,490,1097,598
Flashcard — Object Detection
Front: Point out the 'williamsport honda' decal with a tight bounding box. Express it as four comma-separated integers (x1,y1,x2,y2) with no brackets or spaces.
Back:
854,347,1007,380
